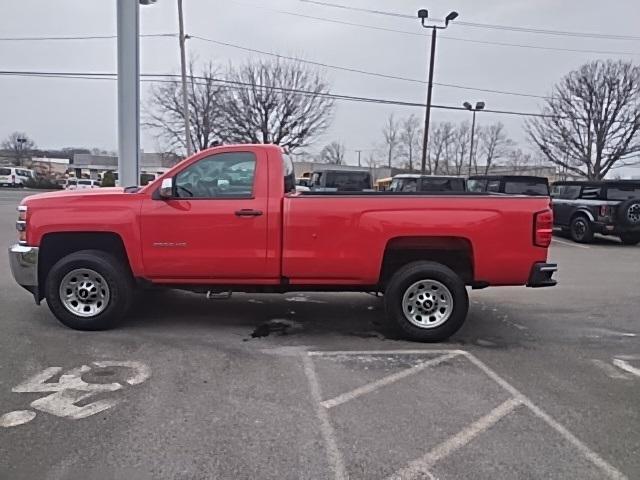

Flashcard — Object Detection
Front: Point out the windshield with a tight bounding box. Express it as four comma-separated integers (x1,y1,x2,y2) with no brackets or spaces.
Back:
606,186,640,200
504,181,549,195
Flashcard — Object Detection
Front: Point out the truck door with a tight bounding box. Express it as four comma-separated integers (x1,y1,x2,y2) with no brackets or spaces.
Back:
140,150,275,280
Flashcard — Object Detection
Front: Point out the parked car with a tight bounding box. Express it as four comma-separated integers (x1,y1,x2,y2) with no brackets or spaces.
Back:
67,179,100,190
308,169,373,192
0,167,35,188
551,180,640,245
467,175,550,196
9,144,556,342
390,174,466,193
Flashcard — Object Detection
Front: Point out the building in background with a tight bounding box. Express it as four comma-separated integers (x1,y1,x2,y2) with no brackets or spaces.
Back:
72,152,182,179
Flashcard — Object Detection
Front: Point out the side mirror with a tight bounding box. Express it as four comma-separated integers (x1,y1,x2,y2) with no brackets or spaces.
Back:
159,178,173,199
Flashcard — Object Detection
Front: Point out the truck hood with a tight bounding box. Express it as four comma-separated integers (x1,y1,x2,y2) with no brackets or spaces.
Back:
22,187,129,205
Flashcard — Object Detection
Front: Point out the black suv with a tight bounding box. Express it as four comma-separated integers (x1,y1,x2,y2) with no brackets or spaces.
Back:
467,175,550,196
551,180,640,244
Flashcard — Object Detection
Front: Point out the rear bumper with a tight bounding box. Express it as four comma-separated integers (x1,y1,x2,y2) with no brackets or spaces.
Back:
8,244,39,300
527,262,557,288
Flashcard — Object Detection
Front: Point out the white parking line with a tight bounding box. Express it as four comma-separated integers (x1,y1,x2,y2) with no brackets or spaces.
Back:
613,359,640,378
321,352,460,409
591,359,631,380
309,349,466,357
462,352,627,480
302,354,348,480
552,237,591,249
307,350,628,480
387,398,522,480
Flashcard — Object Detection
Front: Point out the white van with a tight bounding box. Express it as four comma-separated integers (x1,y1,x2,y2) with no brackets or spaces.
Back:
67,179,101,190
0,167,34,188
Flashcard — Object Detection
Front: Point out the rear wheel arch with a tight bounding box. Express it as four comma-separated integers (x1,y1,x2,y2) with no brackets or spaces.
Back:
379,236,474,287
570,209,595,223
38,232,133,299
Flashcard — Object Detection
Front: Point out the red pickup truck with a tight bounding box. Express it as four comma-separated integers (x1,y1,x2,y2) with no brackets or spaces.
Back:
9,145,556,342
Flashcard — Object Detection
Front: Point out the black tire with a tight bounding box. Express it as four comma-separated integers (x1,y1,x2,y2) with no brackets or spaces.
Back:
384,261,468,342
619,232,640,246
45,250,134,330
619,199,640,228
570,215,593,243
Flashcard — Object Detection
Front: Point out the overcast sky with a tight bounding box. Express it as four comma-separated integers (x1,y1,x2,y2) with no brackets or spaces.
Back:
1,0,639,173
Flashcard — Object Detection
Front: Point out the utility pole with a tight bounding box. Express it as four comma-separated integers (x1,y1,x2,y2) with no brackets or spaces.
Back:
177,0,194,156
417,9,458,175
356,150,362,167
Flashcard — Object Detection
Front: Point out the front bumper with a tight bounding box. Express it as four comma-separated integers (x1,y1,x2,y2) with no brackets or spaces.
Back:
8,244,39,299
527,262,557,288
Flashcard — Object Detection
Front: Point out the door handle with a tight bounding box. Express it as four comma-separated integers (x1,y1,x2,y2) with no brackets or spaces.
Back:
235,209,263,217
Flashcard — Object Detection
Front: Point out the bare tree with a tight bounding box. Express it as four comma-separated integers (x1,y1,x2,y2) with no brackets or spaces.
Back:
429,122,455,174
527,60,640,180
382,114,401,168
2,132,36,166
145,61,227,153
400,114,421,171
220,58,334,152
451,122,471,175
319,141,346,164
476,122,512,174
506,148,533,173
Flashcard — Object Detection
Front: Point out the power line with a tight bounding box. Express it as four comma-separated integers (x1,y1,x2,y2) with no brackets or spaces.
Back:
0,33,176,41
190,35,549,99
0,69,561,118
299,0,640,41
229,1,640,56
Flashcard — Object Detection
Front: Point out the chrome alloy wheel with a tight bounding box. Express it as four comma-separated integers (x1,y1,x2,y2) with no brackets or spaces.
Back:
401,279,453,329
59,268,110,317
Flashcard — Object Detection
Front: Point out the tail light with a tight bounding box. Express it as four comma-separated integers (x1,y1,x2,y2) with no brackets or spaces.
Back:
11,174,15,183
599,205,610,217
534,209,553,247
16,205,27,244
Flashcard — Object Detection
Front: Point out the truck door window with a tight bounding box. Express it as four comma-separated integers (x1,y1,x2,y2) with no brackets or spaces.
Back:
559,185,580,199
487,180,501,193
580,186,601,199
606,186,640,200
175,152,257,199
467,179,487,192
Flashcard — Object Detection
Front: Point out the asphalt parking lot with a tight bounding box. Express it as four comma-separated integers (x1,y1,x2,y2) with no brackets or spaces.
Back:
0,188,638,480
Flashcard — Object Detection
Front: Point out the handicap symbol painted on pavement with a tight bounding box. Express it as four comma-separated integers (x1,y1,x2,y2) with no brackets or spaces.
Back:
0,361,150,428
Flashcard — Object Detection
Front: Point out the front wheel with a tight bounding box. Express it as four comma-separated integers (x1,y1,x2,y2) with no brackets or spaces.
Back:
384,261,468,342
620,232,640,246
45,250,134,330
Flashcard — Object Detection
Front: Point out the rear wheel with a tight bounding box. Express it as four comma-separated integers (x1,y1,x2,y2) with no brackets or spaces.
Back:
384,261,468,342
620,232,640,246
570,216,593,243
45,250,133,330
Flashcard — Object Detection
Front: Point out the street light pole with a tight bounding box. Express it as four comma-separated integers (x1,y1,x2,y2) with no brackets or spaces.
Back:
463,101,485,176
177,0,194,156
418,9,458,175
420,27,437,175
